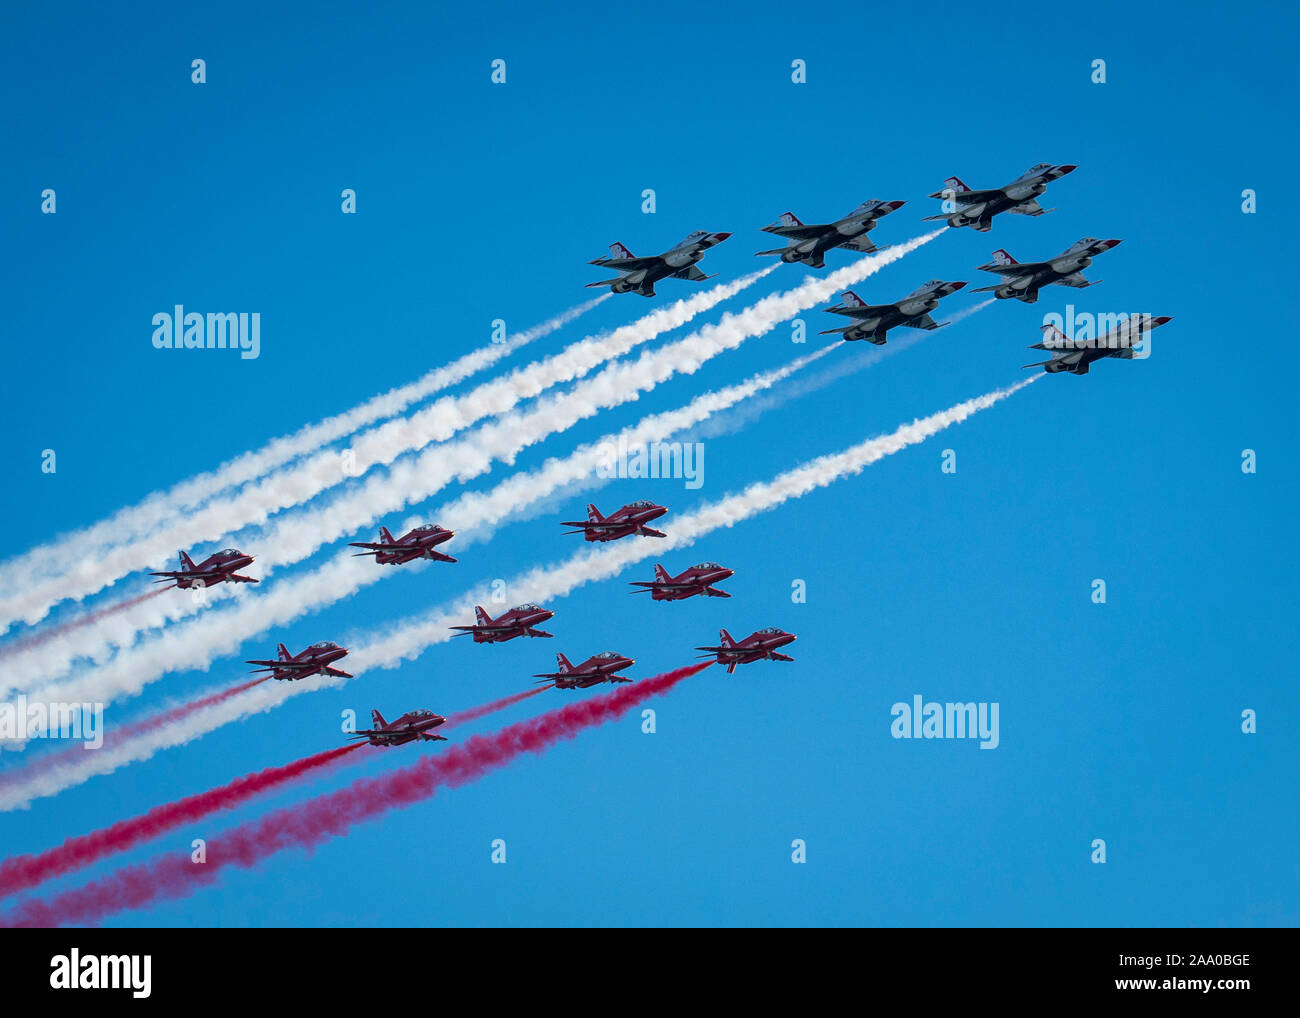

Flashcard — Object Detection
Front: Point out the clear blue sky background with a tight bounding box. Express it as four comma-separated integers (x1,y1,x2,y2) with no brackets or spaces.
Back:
1,0,1295,926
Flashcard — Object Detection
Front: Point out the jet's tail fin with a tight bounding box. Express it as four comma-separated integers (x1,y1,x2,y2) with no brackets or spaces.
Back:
653,564,671,583
839,290,868,308
584,504,604,523
1039,322,1070,348
177,550,197,571
277,643,291,661
991,248,1017,266
370,709,387,729
554,653,573,674
608,242,634,261
378,526,395,544
718,628,736,649
474,605,492,626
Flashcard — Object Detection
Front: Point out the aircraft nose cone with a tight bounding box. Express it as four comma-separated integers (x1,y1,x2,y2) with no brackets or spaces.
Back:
951,281,968,291
714,232,732,241
1059,164,1078,174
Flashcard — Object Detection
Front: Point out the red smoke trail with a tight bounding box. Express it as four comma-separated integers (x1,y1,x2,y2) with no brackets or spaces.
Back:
0,588,170,659
4,661,710,927
0,744,362,900
0,677,268,791
442,685,548,728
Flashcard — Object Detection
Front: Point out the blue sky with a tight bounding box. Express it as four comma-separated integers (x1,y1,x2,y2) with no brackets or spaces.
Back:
0,0,1295,926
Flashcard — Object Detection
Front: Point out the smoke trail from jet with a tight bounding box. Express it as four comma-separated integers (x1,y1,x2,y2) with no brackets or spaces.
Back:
15,234,940,696
441,686,548,728
0,372,1035,811
1,662,710,927
0,272,774,631
0,744,363,900
0,587,169,661
0,299,607,617
23,343,837,703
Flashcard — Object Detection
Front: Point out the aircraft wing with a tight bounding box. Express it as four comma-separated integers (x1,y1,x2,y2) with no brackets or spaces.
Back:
827,303,893,319
929,187,1004,204
976,259,1048,275
671,265,713,281
323,666,354,678
769,652,795,662
839,236,879,253
1006,199,1050,216
903,313,942,331
638,527,667,538
589,255,662,272
1054,272,1096,288
762,223,830,240
246,658,312,670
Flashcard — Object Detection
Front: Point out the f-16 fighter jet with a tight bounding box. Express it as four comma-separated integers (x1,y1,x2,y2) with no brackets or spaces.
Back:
923,163,1077,232
534,651,635,690
348,708,447,747
1023,316,1174,375
972,238,1122,304
820,280,968,344
695,627,797,674
587,230,731,297
629,561,734,601
150,548,258,589
562,501,668,542
246,641,353,681
349,524,456,565
755,200,906,267
449,603,556,643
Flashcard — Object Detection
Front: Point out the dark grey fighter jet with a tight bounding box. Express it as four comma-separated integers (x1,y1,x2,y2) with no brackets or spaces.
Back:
972,238,1122,304
1024,316,1173,374
819,280,968,344
923,163,1077,232
755,200,906,267
587,230,731,297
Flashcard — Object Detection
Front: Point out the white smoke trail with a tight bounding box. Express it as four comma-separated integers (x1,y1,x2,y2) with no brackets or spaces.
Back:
0,300,605,612
0,370,1037,810
0,272,774,632
7,233,941,685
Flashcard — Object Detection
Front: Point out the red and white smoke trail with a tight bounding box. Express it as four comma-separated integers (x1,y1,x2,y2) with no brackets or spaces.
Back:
0,744,363,900
0,588,170,660
3,662,710,926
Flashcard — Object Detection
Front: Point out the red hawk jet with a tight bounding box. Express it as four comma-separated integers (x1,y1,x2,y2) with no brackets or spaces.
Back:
562,501,668,542
534,651,634,690
246,641,353,681
150,548,258,589
349,524,456,565
348,708,447,747
449,603,555,643
696,627,797,674
629,561,734,601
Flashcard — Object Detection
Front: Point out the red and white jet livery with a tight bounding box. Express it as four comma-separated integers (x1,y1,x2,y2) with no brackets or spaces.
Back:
562,501,668,543
695,627,797,674
150,548,258,589
348,708,447,747
629,561,734,601
246,641,353,681
349,524,456,565
534,651,635,690
449,603,555,643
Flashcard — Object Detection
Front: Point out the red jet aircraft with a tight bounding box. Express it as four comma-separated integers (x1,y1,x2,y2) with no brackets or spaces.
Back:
534,651,634,690
246,641,353,681
449,603,555,643
150,548,258,589
562,501,667,542
696,627,797,674
348,708,447,746
629,561,734,601
350,524,456,565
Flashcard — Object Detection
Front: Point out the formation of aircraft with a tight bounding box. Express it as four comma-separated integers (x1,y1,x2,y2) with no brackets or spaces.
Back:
1024,315,1174,374
820,280,968,344
972,238,1122,304
587,231,731,297
534,651,635,689
450,603,555,643
350,524,456,565
562,501,668,542
756,200,905,267
922,163,1077,232
629,561,734,601
696,627,797,674
348,708,447,746
150,548,258,589
246,641,353,681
